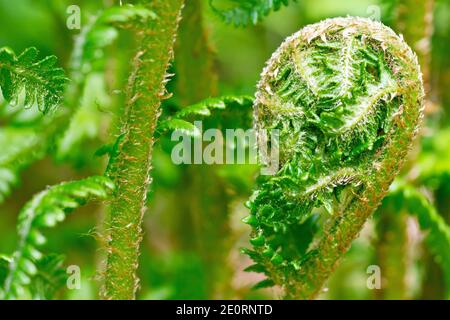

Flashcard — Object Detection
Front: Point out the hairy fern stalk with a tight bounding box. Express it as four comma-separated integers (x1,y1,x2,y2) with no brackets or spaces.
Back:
102,0,185,300
244,17,424,299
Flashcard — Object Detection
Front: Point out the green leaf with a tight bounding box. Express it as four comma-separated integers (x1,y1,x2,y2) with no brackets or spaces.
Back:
244,263,267,273
157,95,254,136
158,118,201,138
96,4,157,25
0,47,67,113
209,0,296,26
252,278,275,290
174,95,253,118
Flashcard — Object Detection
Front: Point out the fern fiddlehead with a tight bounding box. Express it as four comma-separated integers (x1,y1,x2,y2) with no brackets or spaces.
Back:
244,17,424,299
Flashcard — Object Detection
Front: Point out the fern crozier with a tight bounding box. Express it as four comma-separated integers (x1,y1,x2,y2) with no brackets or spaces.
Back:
246,17,424,299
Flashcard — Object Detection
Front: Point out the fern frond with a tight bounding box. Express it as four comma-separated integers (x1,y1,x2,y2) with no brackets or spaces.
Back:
2,176,114,299
209,0,296,26
387,183,450,299
0,254,66,300
157,95,253,136
158,119,201,138
96,4,157,25
175,95,253,118
0,47,67,113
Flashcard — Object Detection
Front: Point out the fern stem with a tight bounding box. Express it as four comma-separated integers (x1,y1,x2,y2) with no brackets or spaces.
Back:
101,0,184,300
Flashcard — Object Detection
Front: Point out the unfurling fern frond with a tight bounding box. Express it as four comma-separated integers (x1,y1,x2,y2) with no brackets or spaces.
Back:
158,118,202,138
384,183,450,299
244,17,424,299
209,0,296,26
1,176,114,299
0,47,67,113
157,95,254,137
